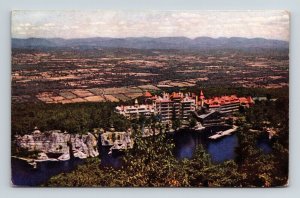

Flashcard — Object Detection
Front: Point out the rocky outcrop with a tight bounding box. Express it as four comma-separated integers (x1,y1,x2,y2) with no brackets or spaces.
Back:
14,130,99,161
37,152,49,161
58,153,70,161
71,132,98,157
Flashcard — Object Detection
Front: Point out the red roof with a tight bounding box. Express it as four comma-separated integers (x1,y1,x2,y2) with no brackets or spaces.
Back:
247,96,254,104
144,91,152,97
171,92,181,99
239,97,248,103
204,94,253,107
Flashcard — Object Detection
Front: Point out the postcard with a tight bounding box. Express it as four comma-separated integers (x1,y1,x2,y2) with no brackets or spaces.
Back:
11,10,289,187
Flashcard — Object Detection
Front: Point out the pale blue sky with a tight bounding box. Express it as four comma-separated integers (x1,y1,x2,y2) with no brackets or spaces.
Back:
12,10,290,41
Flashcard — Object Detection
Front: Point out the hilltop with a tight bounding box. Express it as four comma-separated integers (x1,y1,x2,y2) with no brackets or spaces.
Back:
12,36,289,50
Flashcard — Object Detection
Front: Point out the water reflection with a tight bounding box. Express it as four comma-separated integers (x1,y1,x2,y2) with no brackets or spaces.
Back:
12,128,273,186
207,134,238,163
257,135,273,154
174,131,197,159
99,146,123,168
100,127,240,167
11,157,84,186
173,128,238,163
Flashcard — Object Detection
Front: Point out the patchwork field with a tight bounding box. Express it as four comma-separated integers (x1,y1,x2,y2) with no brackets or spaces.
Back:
12,48,289,103
36,86,155,103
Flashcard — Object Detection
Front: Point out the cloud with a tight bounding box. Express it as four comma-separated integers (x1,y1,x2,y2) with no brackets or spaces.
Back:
44,23,55,27
89,21,106,25
19,23,32,27
11,10,289,41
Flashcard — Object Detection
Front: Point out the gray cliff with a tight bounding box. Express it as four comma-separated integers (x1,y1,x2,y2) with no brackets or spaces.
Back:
14,129,99,161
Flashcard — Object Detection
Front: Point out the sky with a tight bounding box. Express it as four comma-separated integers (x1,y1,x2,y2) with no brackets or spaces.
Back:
11,10,290,41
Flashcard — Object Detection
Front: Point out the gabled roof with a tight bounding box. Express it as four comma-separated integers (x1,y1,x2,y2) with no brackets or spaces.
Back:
205,94,250,107
143,91,152,97
247,96,254,104
239,96,255,104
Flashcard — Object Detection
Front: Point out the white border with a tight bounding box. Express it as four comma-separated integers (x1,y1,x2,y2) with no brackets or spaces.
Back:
1,0,299,197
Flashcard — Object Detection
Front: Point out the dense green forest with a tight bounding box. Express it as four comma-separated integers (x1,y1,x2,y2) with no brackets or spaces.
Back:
12,87,289,187
11,102,130,136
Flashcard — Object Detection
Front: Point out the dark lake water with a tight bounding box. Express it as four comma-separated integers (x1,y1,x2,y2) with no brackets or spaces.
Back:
99,146,124,168
257,135,273,154
173,127,239,163
11,127,272,186
11,157,84,186
99,126,240,166
207,135,239,163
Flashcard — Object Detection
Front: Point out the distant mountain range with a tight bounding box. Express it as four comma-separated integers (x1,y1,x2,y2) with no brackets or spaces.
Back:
12,37,289,50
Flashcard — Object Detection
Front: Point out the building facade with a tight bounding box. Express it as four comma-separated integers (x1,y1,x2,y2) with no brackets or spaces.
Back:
115,99,156,119
115,90,254,121
153,92,196,121
203,95,254,114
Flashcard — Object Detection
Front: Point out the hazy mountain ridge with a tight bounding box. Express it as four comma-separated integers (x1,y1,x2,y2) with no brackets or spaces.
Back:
12,37,289,50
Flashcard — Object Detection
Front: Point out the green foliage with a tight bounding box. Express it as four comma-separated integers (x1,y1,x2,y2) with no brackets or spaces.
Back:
12,147,40,158
12,102,130,136
234,97,289,187
189,118,197,128
45,134,244,187
172,119,181,130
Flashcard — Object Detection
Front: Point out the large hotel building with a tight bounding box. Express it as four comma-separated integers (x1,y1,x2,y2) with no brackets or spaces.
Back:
115,90,254,122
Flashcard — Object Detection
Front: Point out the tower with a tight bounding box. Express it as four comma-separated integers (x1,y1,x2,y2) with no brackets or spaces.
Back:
199,90,205,107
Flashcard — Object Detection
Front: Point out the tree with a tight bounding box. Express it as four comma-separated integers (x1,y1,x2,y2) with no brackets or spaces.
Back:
172,119,181,130
189,118,197,128
45,133,245,187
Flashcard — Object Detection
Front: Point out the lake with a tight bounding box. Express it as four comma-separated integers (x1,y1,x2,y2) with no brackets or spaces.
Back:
11,127,272,186
11,157,84,186
173,127,238,163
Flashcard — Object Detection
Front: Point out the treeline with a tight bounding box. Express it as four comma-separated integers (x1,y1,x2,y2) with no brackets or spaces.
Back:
11,102,130,136
235,97,289,186
234,125,288,187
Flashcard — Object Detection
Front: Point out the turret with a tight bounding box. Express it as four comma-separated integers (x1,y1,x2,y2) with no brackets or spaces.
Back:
134,99,139,107
199,90,205,107
200,90,205,99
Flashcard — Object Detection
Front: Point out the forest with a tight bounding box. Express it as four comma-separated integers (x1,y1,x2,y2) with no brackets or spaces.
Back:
11,102,130,136
11,86,289,187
